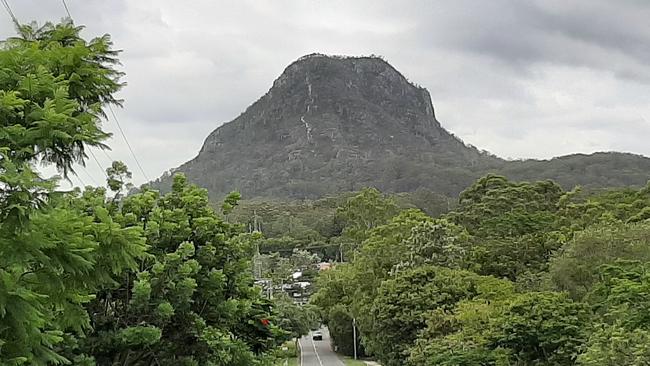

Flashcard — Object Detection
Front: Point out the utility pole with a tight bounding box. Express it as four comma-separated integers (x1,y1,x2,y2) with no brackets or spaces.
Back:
253,242,262,279
353,317,358,360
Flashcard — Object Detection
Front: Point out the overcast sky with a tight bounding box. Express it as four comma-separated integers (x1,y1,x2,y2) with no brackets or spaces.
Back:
2,0,650,188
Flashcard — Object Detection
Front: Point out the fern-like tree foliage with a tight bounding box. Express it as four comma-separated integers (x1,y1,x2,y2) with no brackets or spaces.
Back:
0,22,284,365
0,21,129,365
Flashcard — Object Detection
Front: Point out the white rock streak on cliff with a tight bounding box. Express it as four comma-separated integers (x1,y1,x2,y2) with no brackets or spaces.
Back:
301,76,314,142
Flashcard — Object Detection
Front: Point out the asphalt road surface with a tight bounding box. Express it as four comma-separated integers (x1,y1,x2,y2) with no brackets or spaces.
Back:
299,328,345,366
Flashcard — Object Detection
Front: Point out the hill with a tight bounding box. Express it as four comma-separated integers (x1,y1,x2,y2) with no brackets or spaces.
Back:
149,54,650,200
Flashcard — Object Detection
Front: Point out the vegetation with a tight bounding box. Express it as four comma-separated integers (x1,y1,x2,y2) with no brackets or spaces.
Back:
4,17,650,366
311,175,650,366
342,357,367,366
272,341,298,366
229,188,453,262
0,21,298,365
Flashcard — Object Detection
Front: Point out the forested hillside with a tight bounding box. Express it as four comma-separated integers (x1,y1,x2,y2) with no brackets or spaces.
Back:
228,188,452,260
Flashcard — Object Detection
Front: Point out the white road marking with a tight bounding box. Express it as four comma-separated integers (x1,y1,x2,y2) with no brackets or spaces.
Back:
311,337,324,366
299,338,304,366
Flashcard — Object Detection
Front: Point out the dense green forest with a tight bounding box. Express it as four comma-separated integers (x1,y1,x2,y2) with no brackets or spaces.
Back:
229,188,452,261
310,177,650,365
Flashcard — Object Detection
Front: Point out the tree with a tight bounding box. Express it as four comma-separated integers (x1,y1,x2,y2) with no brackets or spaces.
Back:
454,175,562,238
578,326,650,366
367,266,496,366
549,223,650,299
470,232,563,281
327,304,361,357
274,295,320,340
451,175,565,280
403,218,471,269
76,174,284,365
576,261,650,365
351,209,433,298
487,292,588,365
0,21,122,177
311,264,355,320
337,188,398,243
106,160,133,197
587,261,650,330
555,185,650,231
221,191,241,216
349,210,436,350
0,21,288,365
0,21,139,365
408,299,512,366
393,188,454,218
408,291,588,366
311,264,357,354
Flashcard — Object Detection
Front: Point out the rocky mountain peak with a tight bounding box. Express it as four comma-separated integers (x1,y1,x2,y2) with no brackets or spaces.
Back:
150,55,650,200
269,53,437,121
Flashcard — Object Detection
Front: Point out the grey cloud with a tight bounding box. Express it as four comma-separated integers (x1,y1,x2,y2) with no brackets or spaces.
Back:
409,0,650,81
2,0,649,187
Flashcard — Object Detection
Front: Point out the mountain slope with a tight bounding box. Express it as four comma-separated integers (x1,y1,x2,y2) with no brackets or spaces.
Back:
150,54,650,200
502,152,650,190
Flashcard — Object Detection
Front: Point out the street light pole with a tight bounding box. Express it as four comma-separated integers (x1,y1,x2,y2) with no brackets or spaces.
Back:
353,317,357,360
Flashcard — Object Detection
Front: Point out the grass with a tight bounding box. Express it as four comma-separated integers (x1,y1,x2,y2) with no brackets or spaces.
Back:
274,354,298,366
274,358,297,366
273,340,299,366
282,358,298,366
341,356,367,365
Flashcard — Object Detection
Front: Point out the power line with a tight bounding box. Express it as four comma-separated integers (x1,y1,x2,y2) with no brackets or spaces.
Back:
99,146,113,163
73,171,87,187
107,105,149,181
1,0,19,27
60,0,150,183
79,165,99,186
61,0,71,19
88,148,108,179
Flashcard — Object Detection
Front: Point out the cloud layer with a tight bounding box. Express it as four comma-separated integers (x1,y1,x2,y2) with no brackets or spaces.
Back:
2,0,649,187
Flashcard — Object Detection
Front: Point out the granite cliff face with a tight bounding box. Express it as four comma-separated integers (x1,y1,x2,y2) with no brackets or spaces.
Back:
151,54,650,200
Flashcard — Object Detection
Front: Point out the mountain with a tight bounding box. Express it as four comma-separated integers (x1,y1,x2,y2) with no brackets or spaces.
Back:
150,54,650,200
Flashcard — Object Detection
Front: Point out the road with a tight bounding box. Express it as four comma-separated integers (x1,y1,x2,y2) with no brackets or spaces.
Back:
299,328,345,366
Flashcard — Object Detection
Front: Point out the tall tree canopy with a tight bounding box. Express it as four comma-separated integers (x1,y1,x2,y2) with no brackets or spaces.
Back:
0,22,285,365
311,174,650,366
0,21,129,364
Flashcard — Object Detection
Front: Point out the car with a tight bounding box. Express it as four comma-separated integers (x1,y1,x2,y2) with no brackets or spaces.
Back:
312,331,323,341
